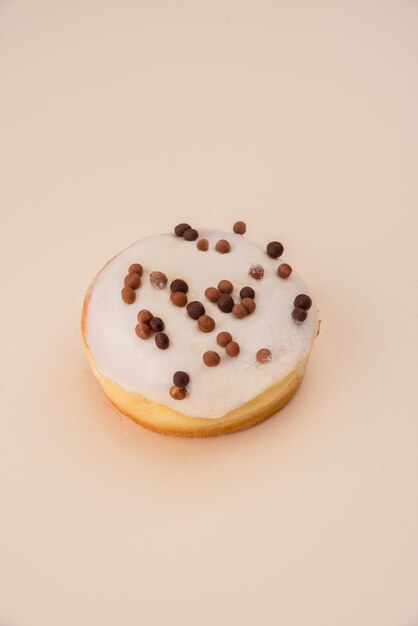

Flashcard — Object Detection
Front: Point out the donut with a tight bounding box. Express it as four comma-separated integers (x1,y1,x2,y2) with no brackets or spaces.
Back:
81,223,319,436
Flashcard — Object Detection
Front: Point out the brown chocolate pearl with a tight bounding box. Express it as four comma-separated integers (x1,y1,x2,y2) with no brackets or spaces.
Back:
278,263,292,279
170,291,188,307
170,385,187,400
198,315,216,333
173,371,190,387
266,241,284,258
204,287,220,303
292,307,308,322
196,238,209,251
248,264,264,280
149,271,168,289
149,317,165,332
183,228,199,241
170,279,188,293
124,273,141,289
155,332,170,349
137,309,153,323
217,293,234,313
217,331,232,347
187,301,205,320
121,287,136,304
174,223,191,237
232,303,247,319
226,341,240,357
294,294,312,310
217,279,233,294
241,297,256,314
239,286,255,299
215,239,231,254
128,263,143,276
135,322,151,340
233,221,246,235
203,351,220,367
256,348,272,363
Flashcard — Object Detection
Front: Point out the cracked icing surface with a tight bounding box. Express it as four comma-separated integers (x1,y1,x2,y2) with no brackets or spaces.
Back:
84,229,318,418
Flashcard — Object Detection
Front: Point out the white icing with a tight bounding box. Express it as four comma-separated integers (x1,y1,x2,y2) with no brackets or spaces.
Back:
85,229,318,419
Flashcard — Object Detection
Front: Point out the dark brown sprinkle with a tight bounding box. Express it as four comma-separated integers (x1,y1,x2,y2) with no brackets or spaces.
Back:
217,279,233,294
149,271,168,289
232,303,247,319
277,263,292,279
226,341,240,357
128,263,143,276
266,241,284,258
170,385,187,400
121,286,136,304
233,221,246,235
248,264,264,280
241,297,256,314
196,238,209,251
173,371,190,387
204,287,220,303
292,307,308,322
239,286,255,299
183,228,199,241
197,314,215,332
215,239,231,254
124,273,141,289
317,319,321,336
149,316,165,332
187,300,205,320
137,309,153,323
217,331,232,347
170,291,188,307
203,350,220,367
174,223,191,237
170,279,188,293
135,322,151,340
294,294,312,310
217,293,234,313
155,332,170,349
256,348,272,363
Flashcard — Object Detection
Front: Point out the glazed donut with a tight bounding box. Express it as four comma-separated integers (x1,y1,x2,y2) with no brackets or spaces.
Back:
81,223,319,436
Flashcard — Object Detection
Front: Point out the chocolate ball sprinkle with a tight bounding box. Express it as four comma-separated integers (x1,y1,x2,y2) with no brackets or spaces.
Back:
170,291,188,307
170,385,187,400
278,263,292,279
292,307,308,322
173,371,190,387
149,317,165,332
187,301,205,320
170,279,188,293
248,264,264,280
232,303,247,319
121,286,136,304
183,228,199,241
266,241,284,258
135,322,151,340
233,221,246,235
226,341,240,357
137,309,153,323
203,351,221,367
217,293,234,313
198,314,216,333
241,297,256,314
128,263,143,276
256,348,272,363
149,271,168,289
217,331,232,347
155,332,170,349
294,294,312,310
174,223,191,237
204,287,220,303
196,238,209,251
124,273,141,289
239,286,255,299
215,239,231,254
217,279,233,294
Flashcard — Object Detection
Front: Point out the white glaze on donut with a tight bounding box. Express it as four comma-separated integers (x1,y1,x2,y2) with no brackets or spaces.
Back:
84,229,318,418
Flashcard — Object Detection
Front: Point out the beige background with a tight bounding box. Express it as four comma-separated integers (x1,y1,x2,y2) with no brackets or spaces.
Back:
1,1,417,625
